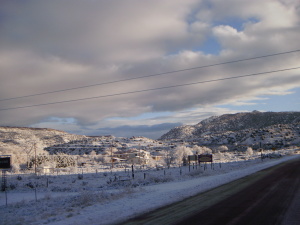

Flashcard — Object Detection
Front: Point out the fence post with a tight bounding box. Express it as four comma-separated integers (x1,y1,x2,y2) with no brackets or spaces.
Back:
5,189,8,206
131,165,134,179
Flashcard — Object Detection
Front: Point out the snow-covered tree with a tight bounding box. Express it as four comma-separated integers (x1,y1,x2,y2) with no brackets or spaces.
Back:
103,155,112,163
103,147,118,155
196,146,212,155
245,147,253,155
192,145,202,154
217,145,229,152
90,150,97,156
23,141,35,168
30,154,76,168
173,146,193,166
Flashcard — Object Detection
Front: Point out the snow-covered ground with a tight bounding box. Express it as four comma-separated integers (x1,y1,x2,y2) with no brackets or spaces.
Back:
1,150,299,225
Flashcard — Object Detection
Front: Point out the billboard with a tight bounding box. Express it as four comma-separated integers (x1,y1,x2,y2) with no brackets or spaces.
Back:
0,156,11,169
198,154,213,163
188,155,198,161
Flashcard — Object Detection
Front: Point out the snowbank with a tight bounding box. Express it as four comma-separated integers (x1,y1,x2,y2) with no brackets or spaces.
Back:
1,154,298,225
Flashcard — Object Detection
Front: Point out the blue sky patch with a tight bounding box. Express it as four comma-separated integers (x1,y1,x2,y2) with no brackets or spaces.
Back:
218,87,300,112
214,17,259,32
194,36,222,55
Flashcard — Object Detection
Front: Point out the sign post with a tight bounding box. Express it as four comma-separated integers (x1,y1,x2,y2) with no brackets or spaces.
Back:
198,154,213,170
1,155,11,191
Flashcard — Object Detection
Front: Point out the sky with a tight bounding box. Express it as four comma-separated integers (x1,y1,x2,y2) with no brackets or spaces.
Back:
0,0,300,139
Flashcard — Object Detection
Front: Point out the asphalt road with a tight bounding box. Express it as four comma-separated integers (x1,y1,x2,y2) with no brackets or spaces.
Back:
119,157,300,225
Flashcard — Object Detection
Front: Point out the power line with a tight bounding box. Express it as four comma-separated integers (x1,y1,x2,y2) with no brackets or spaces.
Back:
1,66,299,111
1,49,300,102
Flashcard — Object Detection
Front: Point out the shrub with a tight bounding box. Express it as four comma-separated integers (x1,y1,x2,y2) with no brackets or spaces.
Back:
72,191,95,207
26,182,35,189
9,183,17,190
246,147,253,155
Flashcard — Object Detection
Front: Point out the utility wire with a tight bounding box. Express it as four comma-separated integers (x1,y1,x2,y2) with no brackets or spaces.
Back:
1,49,300,102
1,66,299,111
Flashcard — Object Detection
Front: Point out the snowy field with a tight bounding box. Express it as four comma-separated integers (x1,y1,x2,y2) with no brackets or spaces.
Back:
1,149,299,225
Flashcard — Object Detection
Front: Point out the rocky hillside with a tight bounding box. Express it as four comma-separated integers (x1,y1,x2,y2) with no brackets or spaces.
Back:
0,126,160,156
0,126,85,154
160,111,300,149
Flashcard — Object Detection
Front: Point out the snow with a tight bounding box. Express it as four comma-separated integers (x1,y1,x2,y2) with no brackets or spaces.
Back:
1,151,299,225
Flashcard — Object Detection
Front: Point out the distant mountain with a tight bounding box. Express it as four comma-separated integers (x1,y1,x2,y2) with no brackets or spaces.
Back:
159,111,300,149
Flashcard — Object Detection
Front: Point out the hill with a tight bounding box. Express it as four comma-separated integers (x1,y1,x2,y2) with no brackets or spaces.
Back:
159,111,300,150
0,126,85,154
0,126,160,157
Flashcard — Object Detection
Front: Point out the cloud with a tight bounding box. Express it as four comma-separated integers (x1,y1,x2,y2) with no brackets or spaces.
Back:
0,0,300,138
1,0,198,64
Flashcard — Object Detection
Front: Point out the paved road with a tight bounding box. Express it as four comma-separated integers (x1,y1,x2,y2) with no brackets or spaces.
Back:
119,157,300,225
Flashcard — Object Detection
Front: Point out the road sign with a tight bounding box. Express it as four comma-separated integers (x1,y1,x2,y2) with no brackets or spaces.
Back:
198,154,213,163
188,155,198,161
0,156,11,169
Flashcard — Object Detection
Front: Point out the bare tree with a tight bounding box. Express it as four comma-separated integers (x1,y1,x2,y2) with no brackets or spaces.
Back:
23,141,35,169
